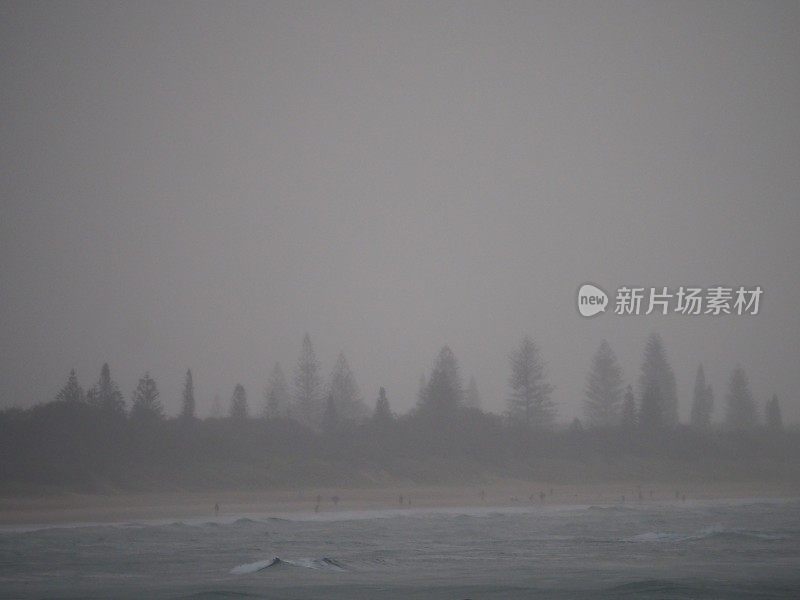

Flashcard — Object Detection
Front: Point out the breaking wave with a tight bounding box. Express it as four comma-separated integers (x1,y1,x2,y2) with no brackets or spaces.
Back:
230,556,345,574
624,526,786,543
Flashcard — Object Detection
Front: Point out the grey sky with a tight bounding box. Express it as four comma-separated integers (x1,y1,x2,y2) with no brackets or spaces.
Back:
1,1,799,423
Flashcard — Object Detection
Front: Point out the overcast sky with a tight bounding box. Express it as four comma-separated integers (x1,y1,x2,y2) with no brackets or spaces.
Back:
1,1,798,423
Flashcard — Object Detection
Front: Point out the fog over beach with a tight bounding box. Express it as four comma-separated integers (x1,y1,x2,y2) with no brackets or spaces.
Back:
1,1,799,598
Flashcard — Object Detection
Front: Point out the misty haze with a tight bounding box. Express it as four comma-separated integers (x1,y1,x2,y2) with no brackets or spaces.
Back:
1,1,799,599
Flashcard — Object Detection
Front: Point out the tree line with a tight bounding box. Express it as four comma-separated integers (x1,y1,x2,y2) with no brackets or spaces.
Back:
0,332,793,490
45,332,786,431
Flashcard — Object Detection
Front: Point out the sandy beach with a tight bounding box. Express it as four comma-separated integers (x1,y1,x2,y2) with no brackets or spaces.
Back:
2,480,798,528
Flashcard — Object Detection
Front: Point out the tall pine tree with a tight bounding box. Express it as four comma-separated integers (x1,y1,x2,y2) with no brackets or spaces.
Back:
130,372,164,424
87,363,125,415
583,340,624,428
373,387,394,426
765,393,783,432
725,366,757,431
56,369,84,403
689,364,714,428
293,334,323,427
230,384,249,420
638,333,677,428
506,336,555,430
418,346,463,423
328,352,368,422
180,369,195,421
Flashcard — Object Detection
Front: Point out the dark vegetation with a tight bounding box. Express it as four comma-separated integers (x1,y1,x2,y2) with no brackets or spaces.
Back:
1,333,796,493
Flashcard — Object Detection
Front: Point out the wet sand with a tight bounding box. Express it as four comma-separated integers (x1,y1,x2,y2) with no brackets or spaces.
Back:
2,480,798,527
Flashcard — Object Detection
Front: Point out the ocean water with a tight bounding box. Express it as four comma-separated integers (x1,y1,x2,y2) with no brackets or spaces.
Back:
1,498,799,599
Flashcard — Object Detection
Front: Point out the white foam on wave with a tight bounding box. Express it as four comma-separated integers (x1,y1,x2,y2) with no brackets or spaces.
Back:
230,556,345,575
624,525,787,543
230,557,279,574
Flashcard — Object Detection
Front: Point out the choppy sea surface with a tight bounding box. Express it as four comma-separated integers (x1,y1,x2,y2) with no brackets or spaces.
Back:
1,497,799,599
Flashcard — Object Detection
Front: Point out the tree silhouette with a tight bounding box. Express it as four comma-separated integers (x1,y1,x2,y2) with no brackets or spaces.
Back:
55,369,84,404
725,366,757,431
293,334,323,427
229,384,249,420
180,369,195,420
507,336,555,430
418,346,463,423
583,340,624,428
638,333,677,428
87,363,125,415
765,393,783,432
689,364,714,428
130,372,164,424
328,352,367,422
373,386,394,426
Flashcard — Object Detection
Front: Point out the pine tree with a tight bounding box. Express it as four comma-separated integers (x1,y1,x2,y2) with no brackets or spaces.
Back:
180,369,195,421
418,346,463,422
725,366,757,431
87,363,125,415
293,334,323,427
506,336,555,430
638,333,677,428
328,352,368,421
689,364,714,429
621,385,637,429
765,394,783,432
583,340,624,428
373,387,394,426
464,376,482,410
264,362,289,419
230,383,249,420
56,369,84,403
130,372,164,424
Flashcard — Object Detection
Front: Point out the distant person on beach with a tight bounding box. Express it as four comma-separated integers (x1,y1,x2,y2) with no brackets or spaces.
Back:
399,494,404,505
214,503,219,516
